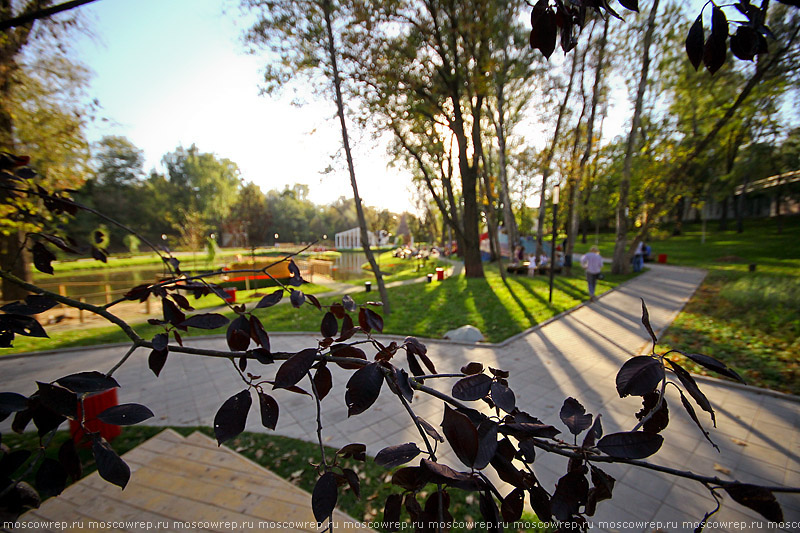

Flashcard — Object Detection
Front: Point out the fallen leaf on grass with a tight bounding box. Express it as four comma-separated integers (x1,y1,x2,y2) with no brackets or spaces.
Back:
731,438,748,447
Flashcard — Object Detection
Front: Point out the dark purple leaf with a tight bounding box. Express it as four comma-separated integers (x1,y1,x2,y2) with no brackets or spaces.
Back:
313,365,333,400
320,312,338,338
474,420,498,470
331,343,367,370
529,485,552,522
290,289,305,308
342,467,360,499
461,362,484,375
586,465,616,516
342,294,357,313
238,355,247,372
677,390,719,451
686,14,704,69
560,397,593,436
36,382,76,419
179,313,229,330
273,348,317,389
383,494,402,531
636,392,669,434
420,459,482,491
617,0,639,12
31,401,65,436
258,392,279,430
32,242,55,274
58,439,81,482
703,6,728,74
35,457,67,498
255,289,283,308
452,374,492,401
337,443,366,461
417,415,444,443
92,437,130,489
530,3,557,59
551,470,589,521
0,449,31,478
152,333,168,352
226,315,250,352
249,316,271,352
392,466,426,492
96,403,154,426
161,297,185,326
312,471,338,524
725,483,783,522
442,405,478,468
388,367,414,403
683,352,744,382
213,389,252,445
345,362,383,416
730,25,759,60
375,442,422,468
1,295,58,315
253,348,273,365
501,488,525,523
424,489,453,524
490,381,516,413
148,347,168,377
363,308,384,333
1,314,48,338
336,314,356,342
596,431,663,459
479,490,502,531
667,359,715,425
0,392,29,420
640,298,657,346
501,423,560,440
306,294,321,309
616,356,664,397
171,293,194,311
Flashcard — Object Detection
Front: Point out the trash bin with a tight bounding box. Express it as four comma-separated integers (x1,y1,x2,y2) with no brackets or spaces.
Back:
427,273,433,283
69,388,121,446
223,288,236,303
657,254,667,264
436,267,444,281
365,281,372,292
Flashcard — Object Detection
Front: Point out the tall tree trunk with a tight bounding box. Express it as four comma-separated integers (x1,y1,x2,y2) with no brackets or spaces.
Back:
322,0,390,312
537,42,582,246
612,0,660,274
0,230,31,301
719,195,729,231
568,19,608,270
494,79,517,249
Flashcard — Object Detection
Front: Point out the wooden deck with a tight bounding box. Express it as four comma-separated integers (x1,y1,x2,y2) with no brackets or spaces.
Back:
16,430,373,532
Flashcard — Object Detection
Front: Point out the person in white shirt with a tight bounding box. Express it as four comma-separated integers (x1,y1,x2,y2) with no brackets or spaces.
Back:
580,245,604,302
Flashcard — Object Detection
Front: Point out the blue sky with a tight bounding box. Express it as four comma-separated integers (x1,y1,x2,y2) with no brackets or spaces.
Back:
70,0,418,213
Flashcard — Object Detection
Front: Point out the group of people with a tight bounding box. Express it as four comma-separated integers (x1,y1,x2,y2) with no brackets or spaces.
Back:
510,243,563,277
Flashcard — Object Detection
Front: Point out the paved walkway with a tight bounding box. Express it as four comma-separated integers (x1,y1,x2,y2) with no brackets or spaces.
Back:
2,263,799,532
18,429,371,532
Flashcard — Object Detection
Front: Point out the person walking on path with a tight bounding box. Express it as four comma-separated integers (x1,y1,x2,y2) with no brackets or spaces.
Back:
633,240,645,272
581,245,604,302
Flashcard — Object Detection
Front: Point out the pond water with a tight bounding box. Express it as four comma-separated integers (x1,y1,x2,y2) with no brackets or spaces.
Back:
31,252,371,304
32,265,220,305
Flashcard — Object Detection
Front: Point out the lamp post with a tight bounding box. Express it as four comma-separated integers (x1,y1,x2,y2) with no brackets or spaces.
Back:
548,184,560,303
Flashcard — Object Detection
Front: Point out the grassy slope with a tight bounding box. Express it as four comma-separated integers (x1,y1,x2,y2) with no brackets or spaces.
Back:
575,216,800,394
7,266,632,353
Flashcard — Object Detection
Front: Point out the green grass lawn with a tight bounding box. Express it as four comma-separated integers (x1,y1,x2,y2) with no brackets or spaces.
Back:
6,267,633,353
3,427,547,532
575,216,800,394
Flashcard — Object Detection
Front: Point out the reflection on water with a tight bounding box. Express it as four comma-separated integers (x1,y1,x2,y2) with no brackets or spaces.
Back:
29,253,371,305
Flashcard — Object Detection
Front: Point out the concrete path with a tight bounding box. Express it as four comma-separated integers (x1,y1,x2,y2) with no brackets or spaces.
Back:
17,429,372,532
2,263,798,532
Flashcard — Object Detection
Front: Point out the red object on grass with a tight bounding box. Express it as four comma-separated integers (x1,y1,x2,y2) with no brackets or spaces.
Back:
657,254,667,264
436,267,444,281
223,288,236,303
69,388,121,446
